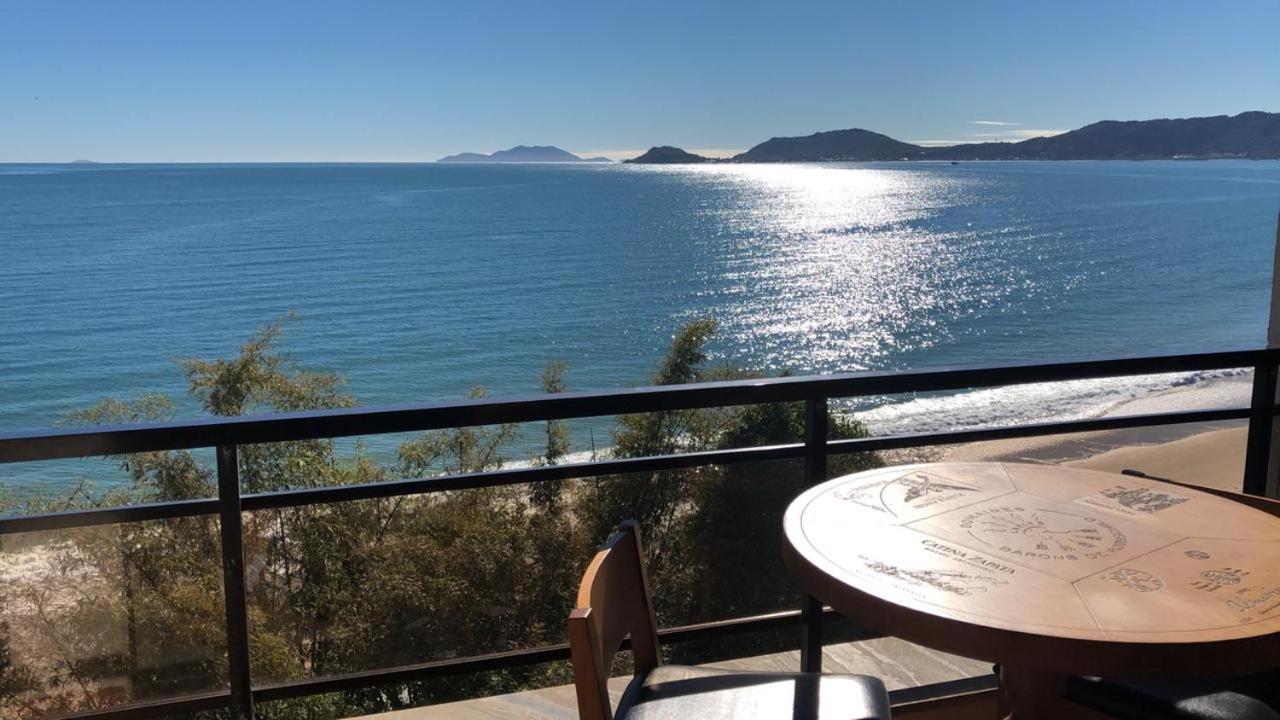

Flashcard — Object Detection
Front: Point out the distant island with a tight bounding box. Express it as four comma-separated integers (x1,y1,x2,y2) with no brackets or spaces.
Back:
623,146,711,164
437,145,612,163
627,111,1280,163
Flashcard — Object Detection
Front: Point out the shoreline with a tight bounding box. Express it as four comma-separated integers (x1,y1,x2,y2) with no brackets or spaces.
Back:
0,373,1256,499
925,374,1253,492
930,425,1248,492
861,371,1252,495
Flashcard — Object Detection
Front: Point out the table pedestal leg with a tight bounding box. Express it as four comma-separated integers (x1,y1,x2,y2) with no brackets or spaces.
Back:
997,666,1109,719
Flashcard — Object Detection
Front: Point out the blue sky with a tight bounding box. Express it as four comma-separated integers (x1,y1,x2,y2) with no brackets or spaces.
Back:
2,1,1277,162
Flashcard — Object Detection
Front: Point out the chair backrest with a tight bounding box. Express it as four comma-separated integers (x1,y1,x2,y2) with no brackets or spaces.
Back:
568,521,662,720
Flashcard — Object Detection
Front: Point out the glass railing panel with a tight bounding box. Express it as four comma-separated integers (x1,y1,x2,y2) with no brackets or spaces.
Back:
0,518,227,720
242,459,815,712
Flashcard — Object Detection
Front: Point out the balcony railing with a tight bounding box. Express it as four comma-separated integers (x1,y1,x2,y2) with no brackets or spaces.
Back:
1,347,1277,720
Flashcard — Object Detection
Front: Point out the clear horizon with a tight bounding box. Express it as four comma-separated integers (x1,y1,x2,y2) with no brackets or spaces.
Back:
2,1,1278,163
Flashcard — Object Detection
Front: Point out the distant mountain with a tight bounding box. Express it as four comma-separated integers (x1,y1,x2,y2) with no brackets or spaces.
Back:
721,111,1280,162
732,129,923,162
624,146,711,164
487,146,582,163
925,112,1280,160
437,145,611,163
443,112,1280,165
436,152,492,163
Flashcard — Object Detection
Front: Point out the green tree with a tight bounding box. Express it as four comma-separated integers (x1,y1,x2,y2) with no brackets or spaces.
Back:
530,360,570,511
577,319,882,631
686,400,882,622
4,315,880,720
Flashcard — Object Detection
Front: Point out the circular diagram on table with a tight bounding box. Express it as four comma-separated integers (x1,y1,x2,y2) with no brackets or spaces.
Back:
957,506,1127,561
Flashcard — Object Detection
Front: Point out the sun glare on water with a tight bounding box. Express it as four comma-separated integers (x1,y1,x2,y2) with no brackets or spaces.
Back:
660,163,1012,372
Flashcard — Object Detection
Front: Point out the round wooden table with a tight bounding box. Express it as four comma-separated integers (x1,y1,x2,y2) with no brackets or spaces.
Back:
782,462,1280,718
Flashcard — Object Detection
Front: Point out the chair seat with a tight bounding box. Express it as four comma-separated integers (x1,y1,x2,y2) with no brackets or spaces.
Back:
1066,673,1280,720
616,664,891,720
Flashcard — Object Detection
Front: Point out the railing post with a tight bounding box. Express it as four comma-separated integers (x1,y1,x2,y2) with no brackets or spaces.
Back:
1245,363,1279,497
1258,211,1280,499
217,445,254,719
800,397,828,673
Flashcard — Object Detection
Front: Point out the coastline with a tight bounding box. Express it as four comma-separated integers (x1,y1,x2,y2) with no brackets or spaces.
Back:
924,374,1252,492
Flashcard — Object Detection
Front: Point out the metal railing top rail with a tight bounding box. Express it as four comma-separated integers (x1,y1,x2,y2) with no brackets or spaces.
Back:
0,346,1270,464
0,403,1254,537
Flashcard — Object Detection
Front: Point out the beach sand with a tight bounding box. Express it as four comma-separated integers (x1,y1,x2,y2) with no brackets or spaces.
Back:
930,424,1248,492
918,373,1255,493
1066,426,1246,489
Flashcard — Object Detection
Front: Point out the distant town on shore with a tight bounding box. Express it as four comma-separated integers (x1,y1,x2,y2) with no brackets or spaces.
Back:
438,111,1280,164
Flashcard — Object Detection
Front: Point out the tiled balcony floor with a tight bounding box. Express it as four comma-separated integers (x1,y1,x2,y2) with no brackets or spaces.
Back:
353,637,994,720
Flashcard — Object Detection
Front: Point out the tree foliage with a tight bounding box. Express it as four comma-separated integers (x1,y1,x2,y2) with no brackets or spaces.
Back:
530,360,570,511
0,316,881,719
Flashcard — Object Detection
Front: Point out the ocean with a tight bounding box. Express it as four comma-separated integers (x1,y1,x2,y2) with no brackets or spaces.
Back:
2,160,1278,492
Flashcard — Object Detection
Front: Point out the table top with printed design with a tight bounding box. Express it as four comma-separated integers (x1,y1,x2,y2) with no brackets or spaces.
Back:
782,462,1280,676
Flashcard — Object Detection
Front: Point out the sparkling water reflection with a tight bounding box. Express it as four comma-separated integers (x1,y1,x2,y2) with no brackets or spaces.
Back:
0,161,1276,488
657,163,1081,372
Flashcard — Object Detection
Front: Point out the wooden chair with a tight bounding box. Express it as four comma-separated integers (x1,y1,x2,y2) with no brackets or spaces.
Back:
568,521,891,720
1065,470,1280,720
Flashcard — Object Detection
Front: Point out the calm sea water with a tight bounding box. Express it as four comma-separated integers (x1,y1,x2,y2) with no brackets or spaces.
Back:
2,161,1278,491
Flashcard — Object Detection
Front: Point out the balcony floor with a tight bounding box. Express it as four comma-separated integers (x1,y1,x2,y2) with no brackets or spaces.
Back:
352,637,995,720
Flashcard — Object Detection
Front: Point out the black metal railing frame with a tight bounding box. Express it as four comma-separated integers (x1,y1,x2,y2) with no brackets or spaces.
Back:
1,347,1278,720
